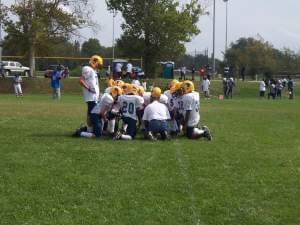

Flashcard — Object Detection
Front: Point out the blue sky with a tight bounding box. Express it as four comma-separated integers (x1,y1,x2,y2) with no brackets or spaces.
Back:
3,0,300,59
89,0,300,59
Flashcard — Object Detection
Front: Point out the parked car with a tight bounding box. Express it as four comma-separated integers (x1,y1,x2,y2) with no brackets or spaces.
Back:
44,64,69,78
0,61,30,77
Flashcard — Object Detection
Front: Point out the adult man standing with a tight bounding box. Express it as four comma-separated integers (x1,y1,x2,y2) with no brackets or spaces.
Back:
143,87,171,140
180,65,186,80
114,62,123,80
259,79,266,97
80,55,102,132
126,60,133,79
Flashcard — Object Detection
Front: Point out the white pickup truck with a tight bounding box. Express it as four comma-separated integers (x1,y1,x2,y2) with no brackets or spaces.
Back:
0,61,30,77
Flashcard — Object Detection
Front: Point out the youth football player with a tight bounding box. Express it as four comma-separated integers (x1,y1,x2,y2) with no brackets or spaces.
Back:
181,80,212,140
114,84,144,140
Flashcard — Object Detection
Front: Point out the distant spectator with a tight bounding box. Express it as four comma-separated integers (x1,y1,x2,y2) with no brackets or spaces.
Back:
259,79,266,97
201,76,210,99
222,78,227,97
63,67,70,78
287,76,294,99
268,79,276,100
191,66,195,80
180,65,186,80
240,66,246,81
51,66,62,99
199,66,207,78
223,66,230,78
226,77,235,99
13,74,23,97
114,62,122,80
275,79,283,99
126,60,133,79
206,64,212,80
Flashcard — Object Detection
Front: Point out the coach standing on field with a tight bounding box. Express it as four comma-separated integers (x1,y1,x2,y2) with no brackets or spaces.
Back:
80,55,103,133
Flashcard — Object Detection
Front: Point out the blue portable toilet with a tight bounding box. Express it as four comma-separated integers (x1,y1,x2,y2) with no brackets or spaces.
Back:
161,61,174,79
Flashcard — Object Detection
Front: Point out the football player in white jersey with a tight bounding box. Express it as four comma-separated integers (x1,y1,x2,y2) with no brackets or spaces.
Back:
114,84,144,140
181,80,212,140
80,55,102,132
73,86,122,138
170,81,185,135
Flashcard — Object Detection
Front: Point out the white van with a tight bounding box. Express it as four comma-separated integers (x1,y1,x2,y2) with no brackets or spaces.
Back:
0,61,30,77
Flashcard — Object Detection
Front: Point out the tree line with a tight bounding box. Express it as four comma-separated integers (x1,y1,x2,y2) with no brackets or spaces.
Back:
1,0,299,78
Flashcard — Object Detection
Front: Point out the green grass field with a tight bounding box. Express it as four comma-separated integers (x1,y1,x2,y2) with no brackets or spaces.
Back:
0,88,299,225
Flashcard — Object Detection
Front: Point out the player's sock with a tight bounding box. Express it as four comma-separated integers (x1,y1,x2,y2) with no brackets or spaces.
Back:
107,119,115,133
80,132,95,138
193,128,205,135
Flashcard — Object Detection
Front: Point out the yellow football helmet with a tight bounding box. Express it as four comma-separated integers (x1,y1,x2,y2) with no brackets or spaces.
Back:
170,82,183,93
113,80,124,87
138,86,145,96
107,78,114,87
168,79,179,89
89,55,103,68
110,86,122,97
121,83,132,94
182,80,195,93
151,87,162,98
130,84,139,95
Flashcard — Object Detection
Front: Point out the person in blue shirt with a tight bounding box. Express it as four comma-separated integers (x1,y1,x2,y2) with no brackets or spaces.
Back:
51,66,62,99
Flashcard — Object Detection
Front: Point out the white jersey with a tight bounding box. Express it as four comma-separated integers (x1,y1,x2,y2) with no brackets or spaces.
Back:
202,79,210,92
131,79,141,86
91,93,114,114
159,94,168,105
143,92,152,107
164,90,176,111
104,87,111,94
176,95,185,115
118,95,144,120
126,63,133,73
183,92,200,127
143,101,170,121
259,81,266,91
81,66,99,102
115,63,122,72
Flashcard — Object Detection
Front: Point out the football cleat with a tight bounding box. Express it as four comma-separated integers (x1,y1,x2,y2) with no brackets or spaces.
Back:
113,131,122,140
202,126,212,141
160,131,171,140
146,132,157,141
72,128,81,138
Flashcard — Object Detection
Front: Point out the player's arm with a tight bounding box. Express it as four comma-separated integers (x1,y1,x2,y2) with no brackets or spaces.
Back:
79,75,95,93
100,105,112,121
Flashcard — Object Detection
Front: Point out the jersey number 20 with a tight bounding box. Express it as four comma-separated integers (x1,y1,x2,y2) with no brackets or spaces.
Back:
122,102,135,114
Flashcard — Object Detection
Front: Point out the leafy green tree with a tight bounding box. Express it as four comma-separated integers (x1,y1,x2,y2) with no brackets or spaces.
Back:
3,0,94,76
81,38,105,57
225,37,300,79
106,0,203,76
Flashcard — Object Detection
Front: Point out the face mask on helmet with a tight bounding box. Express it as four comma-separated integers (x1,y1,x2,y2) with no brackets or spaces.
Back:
89,55,103,69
